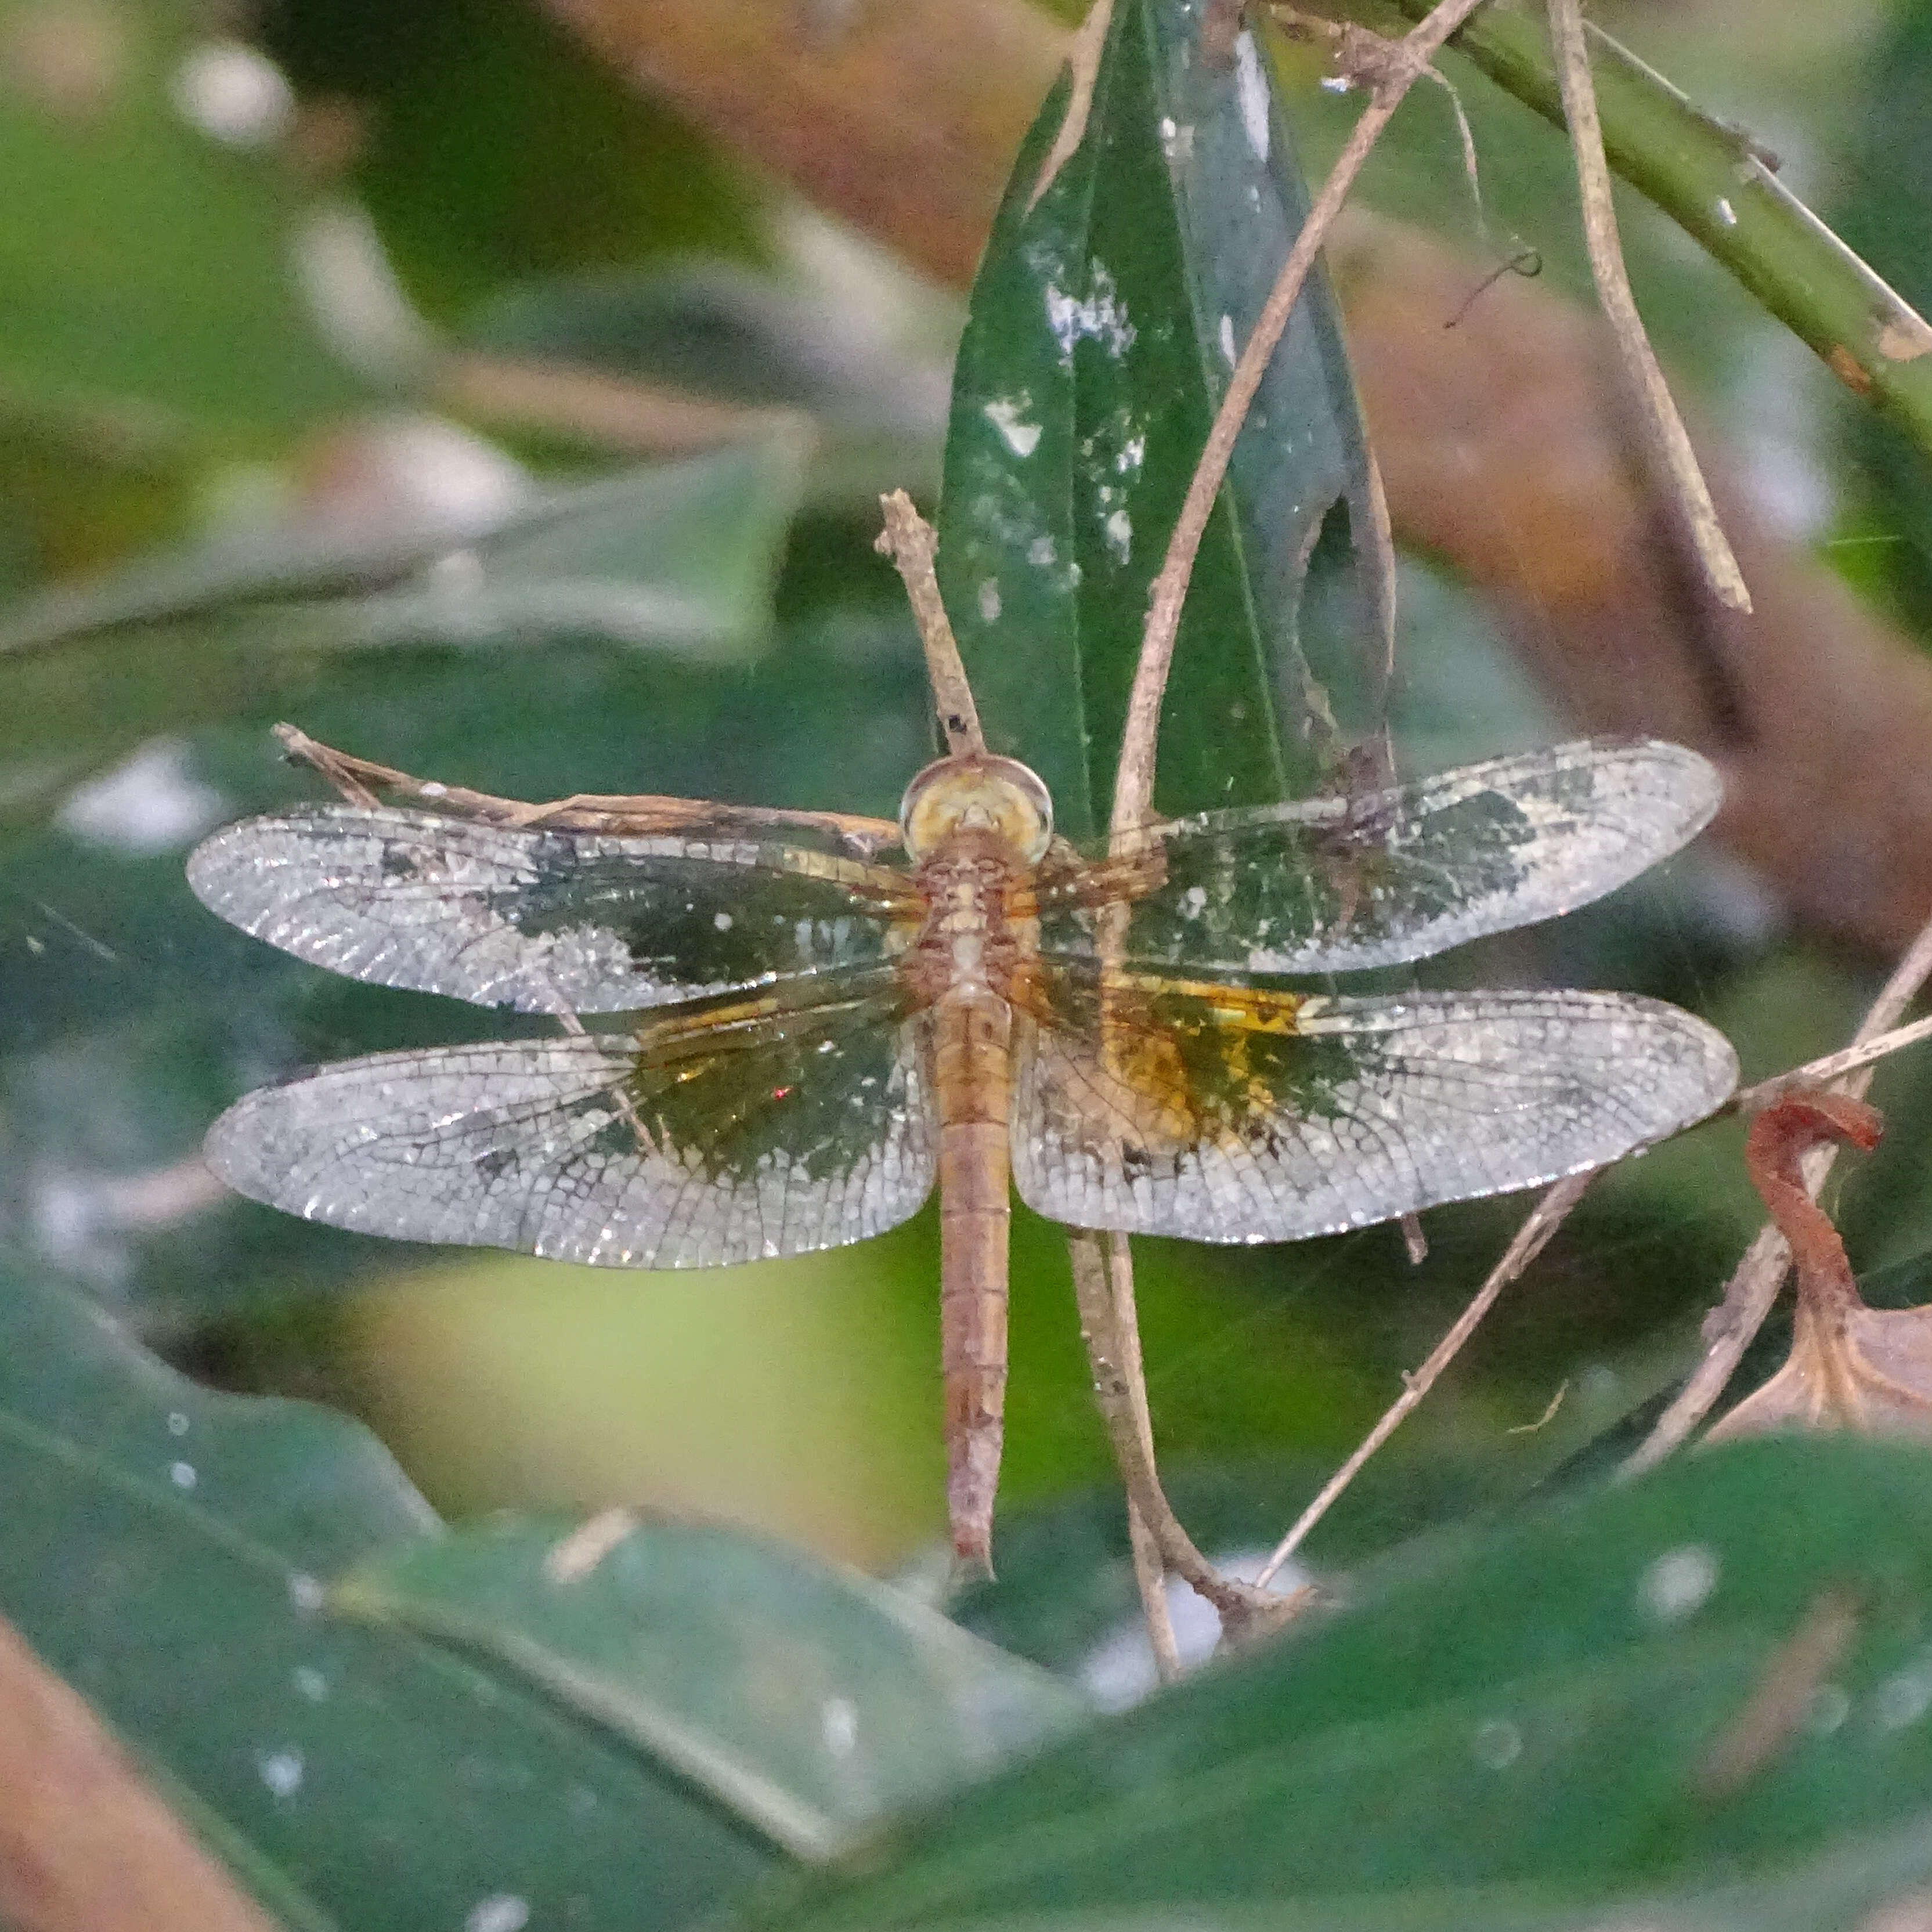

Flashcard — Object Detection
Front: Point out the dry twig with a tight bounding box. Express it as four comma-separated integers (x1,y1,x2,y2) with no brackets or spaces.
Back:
1124,1500,1182,1682
1074,0,1492,1649
1066,1233,1179,1680
1067,1232,1292,1649
437,353,811,457
1026,0,1114,213
1055,0,1493,1652
273,723,904,857
1695,1587,1861,1799
1544,0,1750,615
1252,1169,1595,1590
875,491,985,757
1728,1014,1932,1115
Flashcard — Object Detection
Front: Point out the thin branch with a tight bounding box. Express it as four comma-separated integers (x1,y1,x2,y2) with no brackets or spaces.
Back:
1544,0,1748,615
1125,1499,1182,1685
1252,1169,1595,1590
875,491,985,756
437,352,812,457
1095,1231,1183,1682
1695,1587,1862,1799
1066,1232,1202,1581
1072,0,1485,1651
1067,1230,1298,1640
275,723,905,857
1729,1013,1932,1115
1026,0,1114,214
1067,1230,1189,1671
1624,911,1932,1478
1113,0,1492,835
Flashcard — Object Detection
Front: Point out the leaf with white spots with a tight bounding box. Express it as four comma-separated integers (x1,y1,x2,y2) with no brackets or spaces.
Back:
336,1514,1086,1860
763,1439,1932,1932
936,0,1388,835
0,1263,789,1927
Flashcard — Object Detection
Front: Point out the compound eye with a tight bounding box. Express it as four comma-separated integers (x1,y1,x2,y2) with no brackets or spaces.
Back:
899,753,1054,862
987,756,1053,861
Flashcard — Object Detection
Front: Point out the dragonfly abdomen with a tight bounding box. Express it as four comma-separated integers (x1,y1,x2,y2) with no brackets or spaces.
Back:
910,827,1033,1576
933,984,1013,1580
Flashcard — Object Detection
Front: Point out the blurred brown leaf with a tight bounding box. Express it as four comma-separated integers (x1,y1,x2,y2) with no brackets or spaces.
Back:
540,0,1064,288
0,1610,274,1932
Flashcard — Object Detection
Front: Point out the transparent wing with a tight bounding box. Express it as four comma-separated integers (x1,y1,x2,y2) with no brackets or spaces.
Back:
188,806,920,1014
1010,964,1736,1243
204,969,937,1266
1044,739,1720,974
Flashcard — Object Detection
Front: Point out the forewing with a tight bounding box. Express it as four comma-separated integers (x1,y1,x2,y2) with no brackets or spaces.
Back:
1052,739,1721,974
1010,965,1736,1243
188,805,919,1014
204,970,937,1266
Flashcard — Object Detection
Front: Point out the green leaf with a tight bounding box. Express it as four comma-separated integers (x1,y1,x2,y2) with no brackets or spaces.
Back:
337,1513,1087,1859
460,268,949,495
762,1438,1932,1930
0,438,807,662
1833,0,1932,628
0,1263,786,1927
260,0,761,322
466,268,942,431
0,0,364,439
0,436,808,825
936,2,1387,836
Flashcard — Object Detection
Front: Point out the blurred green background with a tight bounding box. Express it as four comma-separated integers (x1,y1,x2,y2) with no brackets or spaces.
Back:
3,0,1930,1581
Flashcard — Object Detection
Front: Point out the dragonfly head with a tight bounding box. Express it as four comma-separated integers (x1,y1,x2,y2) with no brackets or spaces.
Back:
900,753,1053,864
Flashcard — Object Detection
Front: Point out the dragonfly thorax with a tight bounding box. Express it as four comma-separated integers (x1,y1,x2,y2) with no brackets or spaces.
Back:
900,753,1052,864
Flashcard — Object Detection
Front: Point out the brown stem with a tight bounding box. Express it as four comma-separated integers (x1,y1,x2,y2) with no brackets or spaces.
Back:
1124,1497,1182,1685
1544,0,1748,614
1743,1093,1884,1320
273,723,905,855
875,492,985,757
1728,1014,1932,1115
436,352,810,456
1252,1168,1594,1588
1066,1230,1299,1637
1695,1588,1862,1799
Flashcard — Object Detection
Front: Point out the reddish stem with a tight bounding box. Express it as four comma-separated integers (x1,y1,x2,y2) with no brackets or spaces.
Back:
1743,1092,1884,1315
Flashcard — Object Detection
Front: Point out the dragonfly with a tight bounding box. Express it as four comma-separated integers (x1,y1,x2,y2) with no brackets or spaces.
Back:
188,724,1738,1572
